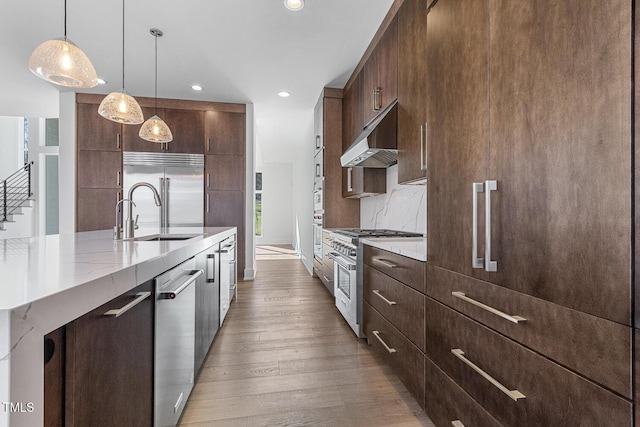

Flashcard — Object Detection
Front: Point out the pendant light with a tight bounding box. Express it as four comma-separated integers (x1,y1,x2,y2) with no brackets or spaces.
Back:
28,0,98,88
98,0,144,124
139,29,173,143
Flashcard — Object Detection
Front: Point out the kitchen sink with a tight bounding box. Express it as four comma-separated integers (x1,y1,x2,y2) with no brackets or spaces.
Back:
129,233,203,242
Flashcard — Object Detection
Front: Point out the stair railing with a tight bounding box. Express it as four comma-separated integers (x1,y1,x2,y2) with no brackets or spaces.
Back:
1,161,34,222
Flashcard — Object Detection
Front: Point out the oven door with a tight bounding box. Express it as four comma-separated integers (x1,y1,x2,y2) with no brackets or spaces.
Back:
329,252,359,335
313,222,323,259
313,189,323,211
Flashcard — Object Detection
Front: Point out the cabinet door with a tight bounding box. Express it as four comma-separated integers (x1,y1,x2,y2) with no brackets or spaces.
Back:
122,106,166,152
77,150,122,189
76,102,122,151
342,167,385,198
426,0,490,277
205,155,245,191
205,190,245,276
65,281,153,426
363,17,398,124
342,73,364,151
164,109,205,154
397,0,428,184
205,111,245,156
76,189,121,232
486,0,631,324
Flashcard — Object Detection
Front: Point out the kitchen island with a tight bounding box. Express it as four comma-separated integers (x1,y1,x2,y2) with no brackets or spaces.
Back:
0,226,236,427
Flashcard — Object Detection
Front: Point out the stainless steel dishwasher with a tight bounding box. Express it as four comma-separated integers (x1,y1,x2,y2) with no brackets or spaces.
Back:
154,258,203,427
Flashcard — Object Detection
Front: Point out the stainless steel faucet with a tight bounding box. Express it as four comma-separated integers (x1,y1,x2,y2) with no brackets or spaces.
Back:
113,198,136,240
124,182,162,239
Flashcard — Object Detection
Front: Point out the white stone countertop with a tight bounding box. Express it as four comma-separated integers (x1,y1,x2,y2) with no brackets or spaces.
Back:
0,226,235,427
360,237,427,261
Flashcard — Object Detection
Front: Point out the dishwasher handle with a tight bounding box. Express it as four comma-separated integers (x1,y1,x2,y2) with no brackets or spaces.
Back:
159,270,203,300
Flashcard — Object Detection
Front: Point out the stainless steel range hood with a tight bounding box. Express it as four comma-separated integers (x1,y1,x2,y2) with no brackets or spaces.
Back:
341,99,398,168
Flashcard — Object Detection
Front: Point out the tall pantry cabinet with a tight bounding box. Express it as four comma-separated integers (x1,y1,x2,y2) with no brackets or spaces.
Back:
425,0,633,425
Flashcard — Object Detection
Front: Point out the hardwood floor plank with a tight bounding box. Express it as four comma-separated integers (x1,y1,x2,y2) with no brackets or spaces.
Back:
179,259,431,426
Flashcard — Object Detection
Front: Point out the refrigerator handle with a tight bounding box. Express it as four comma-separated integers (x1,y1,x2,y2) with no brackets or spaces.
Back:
165,177,170,229
159,178,165,228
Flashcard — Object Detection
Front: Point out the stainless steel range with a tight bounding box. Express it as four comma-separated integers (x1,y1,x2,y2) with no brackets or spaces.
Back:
329,229,423,337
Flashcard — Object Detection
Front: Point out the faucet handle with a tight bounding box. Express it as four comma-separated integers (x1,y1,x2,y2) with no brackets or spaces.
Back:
134,214,139,230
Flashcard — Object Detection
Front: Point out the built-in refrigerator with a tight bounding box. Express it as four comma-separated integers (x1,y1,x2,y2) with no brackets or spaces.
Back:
123,152,204,229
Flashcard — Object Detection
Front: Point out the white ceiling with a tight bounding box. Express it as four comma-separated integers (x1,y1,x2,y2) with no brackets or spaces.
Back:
0,0,394,163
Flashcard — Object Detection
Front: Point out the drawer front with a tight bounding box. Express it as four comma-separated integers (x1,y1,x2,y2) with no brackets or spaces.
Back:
364,265,425,351
364,302,425,407
426,265,632,398
425,356,502,427
313,257,322,278
364,245,426,293
425,297,632,426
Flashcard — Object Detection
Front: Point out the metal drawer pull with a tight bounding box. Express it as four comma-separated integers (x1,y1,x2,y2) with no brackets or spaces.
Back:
372,330,396,354
373,258,398,269
159,270,203,300
485,180,498,272
452,292,526,324
104,292,151,317
347,167,353,192
451,421,465,427
472,182,484,269
451,348,526,401
372,290,397,306
420,123,427,171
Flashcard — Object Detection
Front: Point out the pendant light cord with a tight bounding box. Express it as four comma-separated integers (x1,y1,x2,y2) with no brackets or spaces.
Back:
122,0,125,90
155,32,158,114
64,0,67,38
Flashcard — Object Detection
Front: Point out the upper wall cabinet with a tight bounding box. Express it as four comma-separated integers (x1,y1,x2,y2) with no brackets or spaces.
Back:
76,102,122,151
363,15,398,124
342,73,364,151
397,0,428,184
163,109,205,154
205,111,246,156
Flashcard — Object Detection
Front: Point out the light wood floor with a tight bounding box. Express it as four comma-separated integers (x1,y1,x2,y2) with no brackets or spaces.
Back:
180,259,434,427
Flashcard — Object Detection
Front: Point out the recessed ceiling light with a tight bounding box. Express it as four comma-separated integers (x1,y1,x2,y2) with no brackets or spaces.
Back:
278,91,291,98
97,78,107,85
284,0,304,11
192,84,203,91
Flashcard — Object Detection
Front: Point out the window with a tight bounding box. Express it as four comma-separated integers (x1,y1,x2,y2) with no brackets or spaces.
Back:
23,118,29,164
255,172,262,236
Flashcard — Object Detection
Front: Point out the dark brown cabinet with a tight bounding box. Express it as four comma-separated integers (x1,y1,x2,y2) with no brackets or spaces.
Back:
65,281,154,426
205,111,245,156
205,155,244,191
164,109,205,154
76,95,124,232
397,0,428,184
363,16,398,124
342,73,364,151
44,327,65,427
205,190,245,275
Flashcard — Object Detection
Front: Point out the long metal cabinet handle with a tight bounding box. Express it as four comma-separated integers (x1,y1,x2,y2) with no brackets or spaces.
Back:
207,254,215,283
347,167,353,192
372,330,396,353
206,173,210,188
485,180,498,272
206,193,210,214
420,123,427,171
207,138,211,152
451,349,525,401
451,421,465,427
104,292,151,317
472,182,484,269
117,170,121,187
372,289,397,306
159,270,203,300
116,133,121,149
373,258,397,269
373,87,382,111
451,291,526,324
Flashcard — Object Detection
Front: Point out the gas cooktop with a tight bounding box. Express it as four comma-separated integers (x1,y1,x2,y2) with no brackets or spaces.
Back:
333,229,423,238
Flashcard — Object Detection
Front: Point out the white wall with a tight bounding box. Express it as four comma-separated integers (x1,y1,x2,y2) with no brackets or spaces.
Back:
244,104,256,280
291,122,315,274
255,163,293,245
0,117,24,179
58,92,76,235
360,165,427,234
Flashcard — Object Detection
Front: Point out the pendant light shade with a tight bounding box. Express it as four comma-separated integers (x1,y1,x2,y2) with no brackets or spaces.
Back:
98,91,144,124
139,115,173,142
139,28,172,143
98,0,143,125
28,0,98,88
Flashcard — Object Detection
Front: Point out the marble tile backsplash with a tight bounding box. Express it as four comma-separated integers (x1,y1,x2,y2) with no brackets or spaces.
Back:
360,165,426,234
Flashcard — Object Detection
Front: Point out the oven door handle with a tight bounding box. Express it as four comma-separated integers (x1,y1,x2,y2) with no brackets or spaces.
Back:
328,252,357,271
